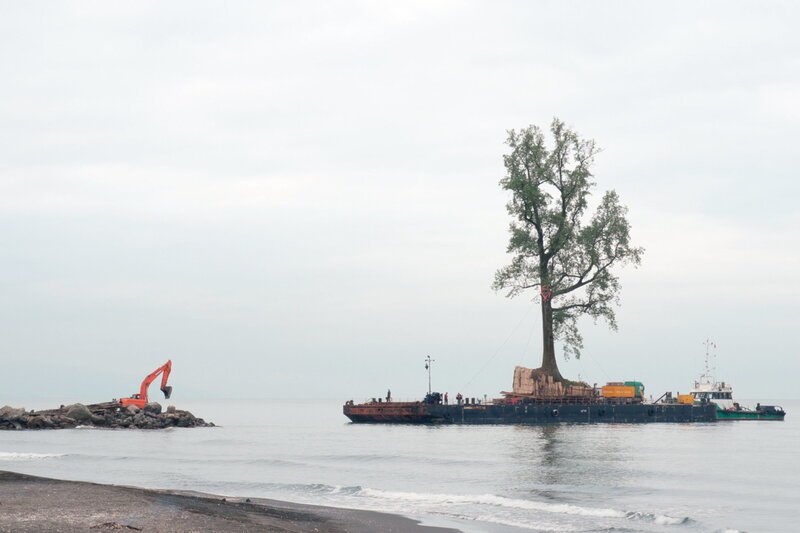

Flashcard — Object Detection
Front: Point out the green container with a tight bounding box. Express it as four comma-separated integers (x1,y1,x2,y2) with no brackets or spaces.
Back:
623,381,645,396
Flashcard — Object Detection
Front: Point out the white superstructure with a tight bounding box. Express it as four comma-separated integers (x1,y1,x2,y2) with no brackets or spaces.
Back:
689,339,735,410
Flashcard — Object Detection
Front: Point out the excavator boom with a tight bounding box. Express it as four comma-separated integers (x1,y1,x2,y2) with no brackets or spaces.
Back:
120,360,173,409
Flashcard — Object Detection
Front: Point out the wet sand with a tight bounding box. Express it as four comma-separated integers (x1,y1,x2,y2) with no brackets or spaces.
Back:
0,471,459,532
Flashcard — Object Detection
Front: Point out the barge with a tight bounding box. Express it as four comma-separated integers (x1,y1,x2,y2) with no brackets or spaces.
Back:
343,345,785,425
343,396,718,424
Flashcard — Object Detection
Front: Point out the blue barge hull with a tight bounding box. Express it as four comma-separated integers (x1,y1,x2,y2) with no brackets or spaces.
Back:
343,401,718,424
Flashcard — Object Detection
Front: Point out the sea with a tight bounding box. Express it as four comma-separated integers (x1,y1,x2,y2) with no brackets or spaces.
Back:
1,398,797,533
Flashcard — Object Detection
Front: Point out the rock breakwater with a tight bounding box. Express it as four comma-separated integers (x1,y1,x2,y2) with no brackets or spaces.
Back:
0,402,213,430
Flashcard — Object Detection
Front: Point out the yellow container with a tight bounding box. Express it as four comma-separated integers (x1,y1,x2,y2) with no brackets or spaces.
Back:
677,394,694,405
601,385,636,398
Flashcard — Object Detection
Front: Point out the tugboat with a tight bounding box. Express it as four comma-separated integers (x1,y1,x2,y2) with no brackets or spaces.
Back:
687,340,785,421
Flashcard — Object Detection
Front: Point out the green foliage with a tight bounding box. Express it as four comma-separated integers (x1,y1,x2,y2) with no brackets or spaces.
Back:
493,118,644,360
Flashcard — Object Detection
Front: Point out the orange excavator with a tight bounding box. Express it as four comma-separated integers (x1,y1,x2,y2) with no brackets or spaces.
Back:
119,360,173,409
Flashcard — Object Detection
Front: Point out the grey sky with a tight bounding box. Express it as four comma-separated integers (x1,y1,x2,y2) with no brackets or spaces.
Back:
1,2,798,402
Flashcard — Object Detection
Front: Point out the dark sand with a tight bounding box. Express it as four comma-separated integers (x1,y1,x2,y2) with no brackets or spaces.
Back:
0,471,459,532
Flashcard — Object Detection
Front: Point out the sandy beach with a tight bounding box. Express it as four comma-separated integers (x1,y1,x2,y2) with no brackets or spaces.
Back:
0,471,458,532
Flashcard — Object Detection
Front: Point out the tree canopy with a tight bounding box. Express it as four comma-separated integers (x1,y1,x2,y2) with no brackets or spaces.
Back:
493,118,644,380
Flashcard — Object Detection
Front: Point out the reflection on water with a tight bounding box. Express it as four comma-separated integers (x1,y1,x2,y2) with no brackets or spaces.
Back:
506,424,638,497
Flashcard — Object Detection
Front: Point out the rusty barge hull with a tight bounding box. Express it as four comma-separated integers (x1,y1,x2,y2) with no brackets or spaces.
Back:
342,402,446,423
343,401,718,424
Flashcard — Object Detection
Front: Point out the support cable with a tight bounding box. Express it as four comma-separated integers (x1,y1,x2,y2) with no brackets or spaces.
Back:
462,302,536,390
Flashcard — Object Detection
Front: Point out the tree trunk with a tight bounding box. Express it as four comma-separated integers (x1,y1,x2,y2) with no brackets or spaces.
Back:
540,299,563,381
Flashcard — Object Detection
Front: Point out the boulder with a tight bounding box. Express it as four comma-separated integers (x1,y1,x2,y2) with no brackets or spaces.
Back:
65,404,93,423
177,414,195,427
56,416,77,429
144,402,162,415
126,405,140,415
166,405,177,414
0,406,26,420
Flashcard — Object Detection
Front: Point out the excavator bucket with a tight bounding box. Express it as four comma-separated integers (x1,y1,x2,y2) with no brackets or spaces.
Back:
162,385,173,399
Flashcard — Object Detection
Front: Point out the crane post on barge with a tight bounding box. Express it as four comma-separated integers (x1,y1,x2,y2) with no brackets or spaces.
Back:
424,355,434,395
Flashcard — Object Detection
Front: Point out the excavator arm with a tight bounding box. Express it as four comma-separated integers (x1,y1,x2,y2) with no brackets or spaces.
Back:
120,360,173,409
139,359,172,401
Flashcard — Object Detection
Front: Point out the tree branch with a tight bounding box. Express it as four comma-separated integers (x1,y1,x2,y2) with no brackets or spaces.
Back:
554,258,613,296
552,301,594,313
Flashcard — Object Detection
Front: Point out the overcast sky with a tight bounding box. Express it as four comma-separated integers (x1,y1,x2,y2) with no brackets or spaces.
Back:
1,1,798,403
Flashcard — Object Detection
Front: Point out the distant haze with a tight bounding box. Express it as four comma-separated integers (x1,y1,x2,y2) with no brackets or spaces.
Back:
1,2,798,402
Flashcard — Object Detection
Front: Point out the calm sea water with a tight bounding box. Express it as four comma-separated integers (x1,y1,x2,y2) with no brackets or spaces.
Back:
1,398,796,532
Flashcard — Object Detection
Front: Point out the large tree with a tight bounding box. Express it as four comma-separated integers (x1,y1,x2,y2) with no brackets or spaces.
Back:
493,119,644,381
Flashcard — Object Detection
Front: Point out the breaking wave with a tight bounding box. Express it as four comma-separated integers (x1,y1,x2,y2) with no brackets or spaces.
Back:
275,483,690,527
626,511,690,525
0,452,65,461
358,487,627,518
360,487,687,524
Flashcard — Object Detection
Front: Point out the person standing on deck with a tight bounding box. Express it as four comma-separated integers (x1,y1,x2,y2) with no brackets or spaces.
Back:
386,389,392,402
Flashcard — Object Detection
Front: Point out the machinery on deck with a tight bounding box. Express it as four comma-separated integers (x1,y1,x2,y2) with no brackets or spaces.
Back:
600,381,645,402
119,360,173,409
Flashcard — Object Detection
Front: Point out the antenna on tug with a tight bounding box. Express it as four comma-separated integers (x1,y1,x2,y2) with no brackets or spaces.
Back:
702,338,717,383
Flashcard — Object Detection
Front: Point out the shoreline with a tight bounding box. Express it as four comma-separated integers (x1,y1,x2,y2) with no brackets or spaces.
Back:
0,470,460,532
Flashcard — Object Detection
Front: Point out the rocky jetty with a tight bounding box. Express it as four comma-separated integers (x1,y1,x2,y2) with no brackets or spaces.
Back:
0,402,213,430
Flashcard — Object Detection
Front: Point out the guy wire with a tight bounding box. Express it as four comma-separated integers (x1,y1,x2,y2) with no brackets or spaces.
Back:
462,301,536,390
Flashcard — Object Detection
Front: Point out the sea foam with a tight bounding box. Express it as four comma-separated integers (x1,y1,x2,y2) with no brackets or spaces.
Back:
358,487,643,519
0,452,65,460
